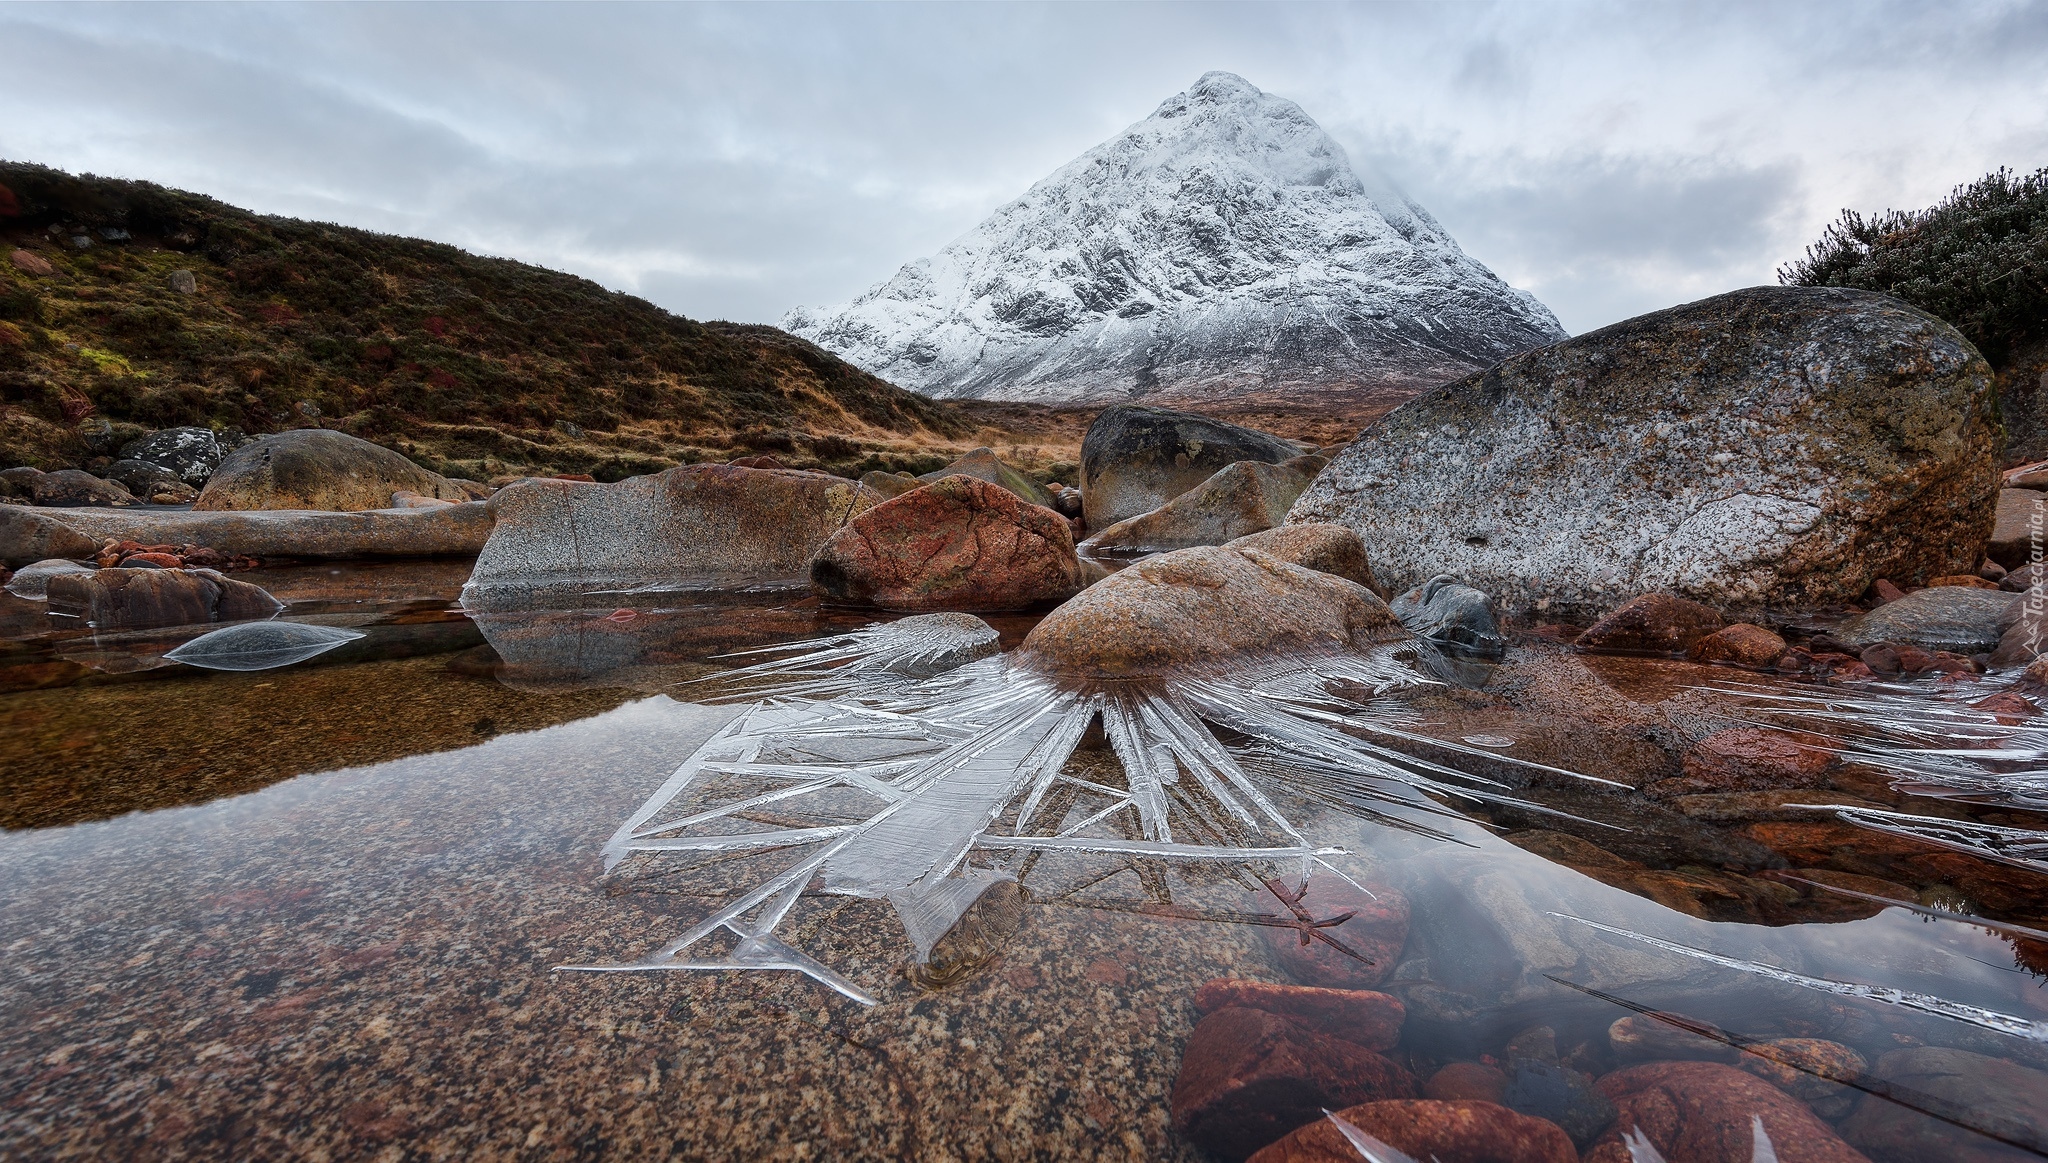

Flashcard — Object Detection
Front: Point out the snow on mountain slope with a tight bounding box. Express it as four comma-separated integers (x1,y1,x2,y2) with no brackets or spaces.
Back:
783,71,1566,404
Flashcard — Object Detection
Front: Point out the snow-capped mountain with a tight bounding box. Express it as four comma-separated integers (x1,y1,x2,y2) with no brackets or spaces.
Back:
783,72,1565,404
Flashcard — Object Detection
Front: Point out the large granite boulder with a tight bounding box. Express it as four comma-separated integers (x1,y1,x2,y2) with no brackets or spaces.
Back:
1082,458,1322,554
810,475,1082,611
0,506,101,566
1224,524,1379,593
917,447,1055,508
464,464,885,606
1016,543,1409,680
1291,287,2001,619
16,502,492,563
120,426,229,485
44,567,282,629
1080,405,1302,530
194,430,470,512
1988,488,2046,569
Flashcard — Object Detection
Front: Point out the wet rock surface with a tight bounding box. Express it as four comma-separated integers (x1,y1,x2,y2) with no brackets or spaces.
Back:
1838,1047,2048,1162
1688,622,1787,667
1193,979,1406,1052
1833,585,2019,654
1084,458,1322,553
1292,286,2001,619
1226,523,1379,592
1390,575,1506,659
1260,878,1410,990
1017,544,1409,679
1170,1006,1418,1161
809,475,1083,611
195,429,471,512
1576,593,1726,653
43,567,282,629
1584,1061,1871,1163
466,464,883,604
1080,404,1303,529
1246,1099,1577,1163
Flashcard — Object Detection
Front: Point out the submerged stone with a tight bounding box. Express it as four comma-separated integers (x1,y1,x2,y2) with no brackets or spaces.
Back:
164,621,366,671
1583,1061,1870,1163
1247,1100,1576,1163
1171,1006,1418,1162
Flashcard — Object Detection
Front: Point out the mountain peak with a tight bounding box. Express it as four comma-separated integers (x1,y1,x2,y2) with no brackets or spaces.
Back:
785,75,1564,405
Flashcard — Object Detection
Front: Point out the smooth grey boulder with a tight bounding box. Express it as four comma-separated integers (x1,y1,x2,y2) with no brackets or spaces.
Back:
1390,574,1506,659
1833,585,2018,654
1079,404,1302,529
32,469,134,508
1223,523,1379,593
464,463,886,607
102,459,197,503
120,427,225,485
1082,457,1323,554
917,447,1055,509
195,429,470,512
0,466,43,498
1291,287,2002,620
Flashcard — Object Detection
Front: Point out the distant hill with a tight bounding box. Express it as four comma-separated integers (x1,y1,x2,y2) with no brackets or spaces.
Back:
0,161,1000,481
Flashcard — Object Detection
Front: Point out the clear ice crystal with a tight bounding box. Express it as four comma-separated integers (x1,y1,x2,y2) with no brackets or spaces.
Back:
1552,913,2048,1043
568,618,1640,1002
163,621,365,671
1323,1108,1421,1163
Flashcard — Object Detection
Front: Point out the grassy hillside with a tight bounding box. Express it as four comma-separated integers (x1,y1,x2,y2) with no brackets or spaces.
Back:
0,161,1019,481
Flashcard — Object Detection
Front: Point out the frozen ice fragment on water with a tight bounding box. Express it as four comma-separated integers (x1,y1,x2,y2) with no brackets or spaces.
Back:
1751,1116,1779,1163
1322,1109,1421,1163
4,559,96,601
164,621,366,671
1622,1126,1668,1163
1461,734,1515,749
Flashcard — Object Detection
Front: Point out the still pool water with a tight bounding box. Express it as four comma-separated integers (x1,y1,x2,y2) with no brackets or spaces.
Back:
3,563,2045,1160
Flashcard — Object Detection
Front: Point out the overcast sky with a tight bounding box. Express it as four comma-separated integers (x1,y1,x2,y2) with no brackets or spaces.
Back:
4,2,2044,336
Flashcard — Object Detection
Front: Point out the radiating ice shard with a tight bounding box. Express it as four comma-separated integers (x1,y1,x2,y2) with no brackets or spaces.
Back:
571,611,1629,1002
1803,804,2048,875
1622,1126,1668,1163
164,621,366,671
1552,913,2048,1042
1751,1116,1779,1163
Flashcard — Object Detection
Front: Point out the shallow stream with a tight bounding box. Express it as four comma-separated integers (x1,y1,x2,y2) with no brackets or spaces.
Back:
3,562,2045,1160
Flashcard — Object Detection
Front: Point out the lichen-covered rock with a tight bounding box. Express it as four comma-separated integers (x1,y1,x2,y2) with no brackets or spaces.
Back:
808,475,1082,611
32,469,134,508
1016,544,1410,679
1246,1099,1576,1163
44,567,282,629
1576,593,1726,653
466,464,884,606
917,446,1055,508
1292,287,2000,619
1226,524,1379,592
1583,1061,1871,1163
1080,404,1302,529
1838,1047,2048,1162
1833,585,2019,654
857,470,922,500
120,426,230,485
1389,575,1505,659
1083,459,1320,553
1193,980,1405,1053
1171,1007,1418,1162
195,430,470,512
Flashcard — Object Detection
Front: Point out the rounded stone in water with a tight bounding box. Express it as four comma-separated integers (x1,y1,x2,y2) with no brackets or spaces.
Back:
164,621,366,671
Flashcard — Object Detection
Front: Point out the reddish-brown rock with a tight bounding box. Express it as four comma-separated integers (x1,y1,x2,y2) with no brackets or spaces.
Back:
1246,1100,1576,1163
1607,1012,1740,1063
1225,524,1380,594
1576,594,1725,653
9,247,53,276
1258,878,1409,990
1193,979,1405,1051
727,455,784,470
1738,1038,1866,1119
117,552,184,569
43,567,283,629
1171,1007,1417,1161
1931,574,2003,590
1425,1063,1510,1104
1688,623,1788,667
1583,1062,1871,1163
1838,1047,2048,1162
1654,728,1833,798
1872,578,1908,603
809,475,1082,611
